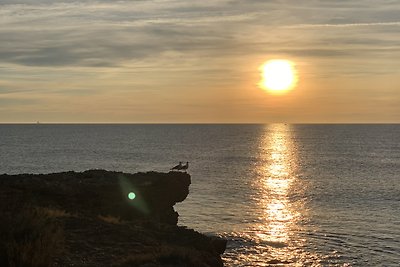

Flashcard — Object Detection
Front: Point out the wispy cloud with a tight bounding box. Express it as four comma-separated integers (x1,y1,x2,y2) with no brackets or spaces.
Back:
285,21,400,29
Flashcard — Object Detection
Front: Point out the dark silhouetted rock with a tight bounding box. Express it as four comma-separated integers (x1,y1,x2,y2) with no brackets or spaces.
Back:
210,236,228,254
0,170,227,267
0,170,191,225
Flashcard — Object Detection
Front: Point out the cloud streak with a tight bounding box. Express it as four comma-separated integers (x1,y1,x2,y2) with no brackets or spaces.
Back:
285,21,400,29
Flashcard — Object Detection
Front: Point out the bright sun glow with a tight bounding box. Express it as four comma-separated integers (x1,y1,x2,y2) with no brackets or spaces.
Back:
259,59,297,93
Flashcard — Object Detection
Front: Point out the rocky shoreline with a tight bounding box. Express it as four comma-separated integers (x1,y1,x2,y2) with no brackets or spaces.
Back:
0,170,226,267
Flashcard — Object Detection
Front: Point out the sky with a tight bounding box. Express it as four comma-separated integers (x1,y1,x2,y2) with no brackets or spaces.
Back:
0,0,399,123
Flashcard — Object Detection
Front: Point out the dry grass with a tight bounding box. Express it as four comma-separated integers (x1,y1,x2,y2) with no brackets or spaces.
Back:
115,245,208,267
37,207,73,218
98,215,123,225
0,206,65,267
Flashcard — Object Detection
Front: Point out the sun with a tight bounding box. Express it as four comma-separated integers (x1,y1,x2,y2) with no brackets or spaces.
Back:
259,59,297,93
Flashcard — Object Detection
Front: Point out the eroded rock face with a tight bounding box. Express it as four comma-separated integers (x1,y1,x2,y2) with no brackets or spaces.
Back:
0,170,191,225
0,170,226,267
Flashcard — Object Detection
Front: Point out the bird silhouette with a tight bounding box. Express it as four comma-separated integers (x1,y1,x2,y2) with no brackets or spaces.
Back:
180,161,189,172
171,162,183,171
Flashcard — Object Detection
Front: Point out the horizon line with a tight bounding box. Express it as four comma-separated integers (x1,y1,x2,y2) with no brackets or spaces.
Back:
0,122,399,125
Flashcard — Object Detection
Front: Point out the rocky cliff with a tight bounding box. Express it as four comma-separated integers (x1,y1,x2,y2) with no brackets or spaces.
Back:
0,170,226,267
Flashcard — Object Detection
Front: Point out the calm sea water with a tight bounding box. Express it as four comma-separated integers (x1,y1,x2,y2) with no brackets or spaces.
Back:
1,124,399,266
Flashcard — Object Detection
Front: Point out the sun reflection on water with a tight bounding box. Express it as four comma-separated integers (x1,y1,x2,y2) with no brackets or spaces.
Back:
249,124,311,264
258,124,297,242
220,124,324,266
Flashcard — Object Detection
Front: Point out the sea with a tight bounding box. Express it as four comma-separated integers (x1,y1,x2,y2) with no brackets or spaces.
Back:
0,124,399,266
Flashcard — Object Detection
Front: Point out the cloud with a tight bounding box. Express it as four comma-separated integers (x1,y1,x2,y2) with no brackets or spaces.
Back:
0,97,39,106
1,0,399,67
285,21,400,29
0,1,255,68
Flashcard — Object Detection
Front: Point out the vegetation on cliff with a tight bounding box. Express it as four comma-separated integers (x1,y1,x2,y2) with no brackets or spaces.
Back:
0,170,226,267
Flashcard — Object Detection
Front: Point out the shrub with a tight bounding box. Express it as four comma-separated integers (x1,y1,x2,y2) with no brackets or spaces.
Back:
98,215,123,224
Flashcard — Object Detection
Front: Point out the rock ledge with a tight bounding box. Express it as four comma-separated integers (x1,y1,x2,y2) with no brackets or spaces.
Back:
0,170,226,267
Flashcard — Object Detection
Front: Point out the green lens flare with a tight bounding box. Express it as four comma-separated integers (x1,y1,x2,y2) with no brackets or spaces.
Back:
128,192,136,200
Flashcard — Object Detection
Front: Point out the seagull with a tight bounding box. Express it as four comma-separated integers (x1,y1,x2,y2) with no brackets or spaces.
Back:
171,162,183,171
180,161,189,172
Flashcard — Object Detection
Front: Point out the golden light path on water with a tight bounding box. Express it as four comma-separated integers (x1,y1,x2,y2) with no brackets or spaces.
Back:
258,124,296,245
227,124,321,266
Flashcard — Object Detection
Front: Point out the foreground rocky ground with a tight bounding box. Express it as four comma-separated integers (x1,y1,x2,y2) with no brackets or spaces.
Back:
0,170,226,267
